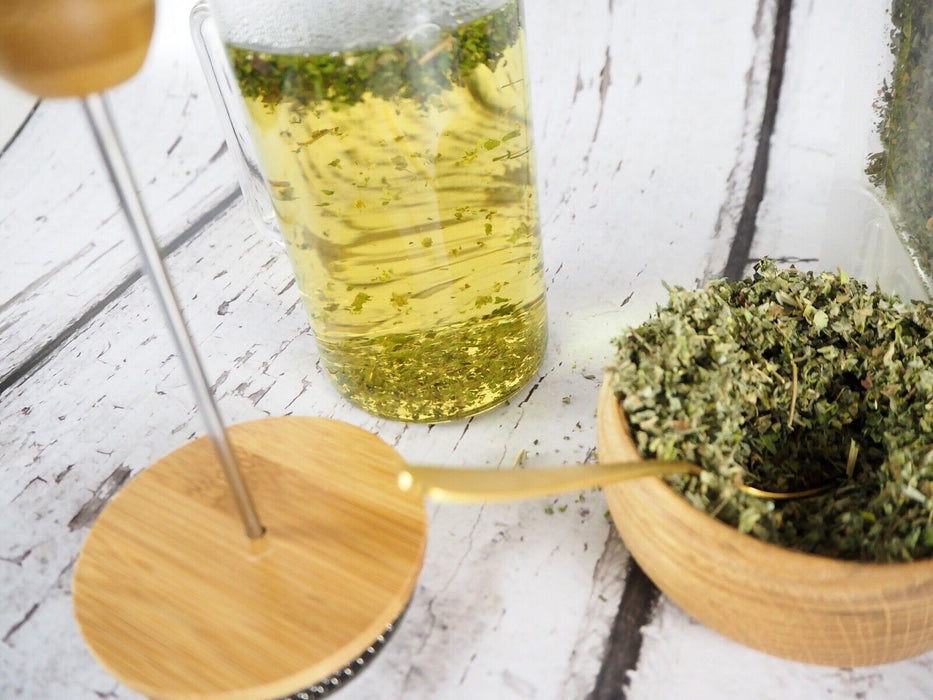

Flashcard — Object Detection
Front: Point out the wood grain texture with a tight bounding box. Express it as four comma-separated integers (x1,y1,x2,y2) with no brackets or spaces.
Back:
597,377,933,667
73,417,426,699
0,0,238,388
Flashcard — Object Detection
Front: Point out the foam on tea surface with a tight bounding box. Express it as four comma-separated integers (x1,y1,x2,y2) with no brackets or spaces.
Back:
216,0,508,53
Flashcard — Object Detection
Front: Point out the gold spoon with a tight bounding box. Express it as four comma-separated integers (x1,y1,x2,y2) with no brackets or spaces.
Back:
398,460,834,503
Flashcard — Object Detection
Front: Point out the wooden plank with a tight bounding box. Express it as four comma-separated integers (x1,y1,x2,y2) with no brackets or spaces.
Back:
0,0,242,388
631,600,933,699
722,0,791,281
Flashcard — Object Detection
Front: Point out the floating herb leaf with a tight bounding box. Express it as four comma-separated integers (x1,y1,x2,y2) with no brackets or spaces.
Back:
228,1,521,111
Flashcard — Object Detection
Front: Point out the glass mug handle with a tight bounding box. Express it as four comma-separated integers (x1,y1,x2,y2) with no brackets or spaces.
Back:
189,0,280,240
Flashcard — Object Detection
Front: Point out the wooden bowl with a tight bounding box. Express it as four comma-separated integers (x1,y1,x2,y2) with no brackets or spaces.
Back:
596,377,933,667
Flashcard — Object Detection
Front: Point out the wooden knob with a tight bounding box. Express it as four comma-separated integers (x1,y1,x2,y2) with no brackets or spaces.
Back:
0,0,154,97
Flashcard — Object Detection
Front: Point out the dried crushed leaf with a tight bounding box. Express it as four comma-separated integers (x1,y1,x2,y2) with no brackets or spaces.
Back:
610,259,933,562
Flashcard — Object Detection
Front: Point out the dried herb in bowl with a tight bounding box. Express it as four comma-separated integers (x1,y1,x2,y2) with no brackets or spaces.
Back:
609,259,933,562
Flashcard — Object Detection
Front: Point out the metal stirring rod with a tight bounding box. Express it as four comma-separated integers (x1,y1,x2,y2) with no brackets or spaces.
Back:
82,93,265,539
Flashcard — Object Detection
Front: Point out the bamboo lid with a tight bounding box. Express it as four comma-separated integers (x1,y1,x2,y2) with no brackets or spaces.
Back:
73,417,427,700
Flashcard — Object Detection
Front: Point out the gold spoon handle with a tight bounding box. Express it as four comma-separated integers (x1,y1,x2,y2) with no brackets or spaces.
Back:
397,460,701,503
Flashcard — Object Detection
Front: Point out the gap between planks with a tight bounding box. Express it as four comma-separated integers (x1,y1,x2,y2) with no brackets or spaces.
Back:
0,187,242,397
588,1,792,697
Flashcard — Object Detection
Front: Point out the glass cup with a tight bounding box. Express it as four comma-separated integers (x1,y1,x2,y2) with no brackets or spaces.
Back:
191,0,547,423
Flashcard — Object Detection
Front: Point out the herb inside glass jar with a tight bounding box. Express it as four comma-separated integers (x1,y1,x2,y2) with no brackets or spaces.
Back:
225,0,547,422
610,260,933,563
867,0,933,284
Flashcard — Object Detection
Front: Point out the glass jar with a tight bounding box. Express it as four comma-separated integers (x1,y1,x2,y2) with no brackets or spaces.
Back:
192,0,547,422
741,0,930,301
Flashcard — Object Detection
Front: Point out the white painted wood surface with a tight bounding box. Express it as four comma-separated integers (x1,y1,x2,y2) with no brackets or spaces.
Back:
0,79,36,153
2,1,931,698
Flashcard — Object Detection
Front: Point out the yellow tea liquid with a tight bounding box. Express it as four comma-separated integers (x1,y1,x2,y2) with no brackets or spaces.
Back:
229,1,546,421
